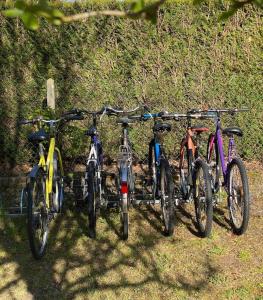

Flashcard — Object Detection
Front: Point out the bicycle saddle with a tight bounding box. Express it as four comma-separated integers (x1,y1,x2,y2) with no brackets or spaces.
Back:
117,117,135,125
153,122,171,132
191,125,209,134
222,127,243,137
85,126,97,136
28,129,48,143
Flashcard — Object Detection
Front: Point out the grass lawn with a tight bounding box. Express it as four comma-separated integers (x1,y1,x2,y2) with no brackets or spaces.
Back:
0,165,262,299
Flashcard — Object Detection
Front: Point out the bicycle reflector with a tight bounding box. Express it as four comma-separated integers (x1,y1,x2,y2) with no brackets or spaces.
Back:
121,182,128,194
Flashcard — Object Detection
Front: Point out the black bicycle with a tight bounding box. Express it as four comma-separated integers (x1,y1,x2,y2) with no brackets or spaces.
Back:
144,112,175,236
159,111,214,238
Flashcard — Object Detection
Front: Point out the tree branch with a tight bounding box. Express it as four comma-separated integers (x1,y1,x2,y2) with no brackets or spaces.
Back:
62,10,127,23
62,0,166,23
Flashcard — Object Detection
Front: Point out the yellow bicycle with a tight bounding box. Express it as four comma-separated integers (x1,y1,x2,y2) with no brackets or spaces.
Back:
20,114,80,259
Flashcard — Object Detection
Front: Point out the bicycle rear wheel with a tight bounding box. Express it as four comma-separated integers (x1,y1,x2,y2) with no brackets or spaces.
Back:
121,212,128,240
160,159,175,236
86,162,98,238
27,168,48,259
227,158,250,235
120,166,129,240
193,159,213,237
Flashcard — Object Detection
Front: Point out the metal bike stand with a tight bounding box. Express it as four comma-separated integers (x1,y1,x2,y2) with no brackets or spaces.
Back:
2,188,27,217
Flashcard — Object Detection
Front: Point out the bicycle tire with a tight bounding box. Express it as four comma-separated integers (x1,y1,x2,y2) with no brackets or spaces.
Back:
86,162,97,238
160,159,175,236
121,212,129,240
179,145,192,200
206,134,220,194
149,140,157,198
52,151,63,213
119,161,130,240
193,159,213,237
227,158,250,235
27,168,49,259
128,166,134,206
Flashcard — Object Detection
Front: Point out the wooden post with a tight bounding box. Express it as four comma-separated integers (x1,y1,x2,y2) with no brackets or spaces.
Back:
47,78,55,110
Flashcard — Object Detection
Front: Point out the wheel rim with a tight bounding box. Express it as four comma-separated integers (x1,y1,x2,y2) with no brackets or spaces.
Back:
229,164,244,229
180,147,188,197
31,177,48,253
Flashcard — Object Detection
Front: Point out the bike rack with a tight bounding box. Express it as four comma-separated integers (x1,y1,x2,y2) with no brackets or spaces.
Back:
102,171,162,207
0,188,27,217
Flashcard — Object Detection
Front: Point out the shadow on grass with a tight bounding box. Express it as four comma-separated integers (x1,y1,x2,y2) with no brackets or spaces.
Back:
0,190,218,299
176,204,201,238
213,206,232,231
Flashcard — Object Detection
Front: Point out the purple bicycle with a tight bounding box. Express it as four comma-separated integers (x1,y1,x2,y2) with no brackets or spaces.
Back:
196,108,250,235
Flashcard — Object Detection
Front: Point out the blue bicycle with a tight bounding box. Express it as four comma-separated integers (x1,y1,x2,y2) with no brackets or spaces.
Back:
140,112,175,236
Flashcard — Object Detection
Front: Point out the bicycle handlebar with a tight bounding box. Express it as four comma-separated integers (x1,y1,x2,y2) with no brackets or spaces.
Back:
188,108,249,116
129,111,214,122
19,115,80,126
63,105,146,119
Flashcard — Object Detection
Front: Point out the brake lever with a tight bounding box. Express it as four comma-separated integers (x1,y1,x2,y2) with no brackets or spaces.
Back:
100,107,107,121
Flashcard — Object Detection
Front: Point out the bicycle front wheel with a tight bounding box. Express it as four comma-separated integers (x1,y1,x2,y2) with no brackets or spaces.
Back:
149,141,157,198
52,151,64,213
27,168,49,259
193,159,213,237
179,145,192,200
160,159,175,236
227,158,250,235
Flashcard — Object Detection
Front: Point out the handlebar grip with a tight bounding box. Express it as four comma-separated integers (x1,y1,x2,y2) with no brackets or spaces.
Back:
63,108,80,116
19,119,34,125
64,114,84,121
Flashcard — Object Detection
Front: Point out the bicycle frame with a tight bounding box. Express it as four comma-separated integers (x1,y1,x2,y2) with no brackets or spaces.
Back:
118,123,133,212
143,113,163,165
83,116,103,203
154,142,161,164
87,136,102,166
208,117,236,186
179,127,196,170
37,137,64,209
179,114,202,190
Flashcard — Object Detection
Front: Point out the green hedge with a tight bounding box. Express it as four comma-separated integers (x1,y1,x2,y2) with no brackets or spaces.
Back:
0,1,262,167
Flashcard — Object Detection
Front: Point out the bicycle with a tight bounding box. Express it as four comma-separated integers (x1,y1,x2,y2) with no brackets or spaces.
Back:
20,114,79,259
203,108,250,235
160,111,214,237
64,106,143,240
63,107,107,238
113,106,148,240
143,112,175,236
